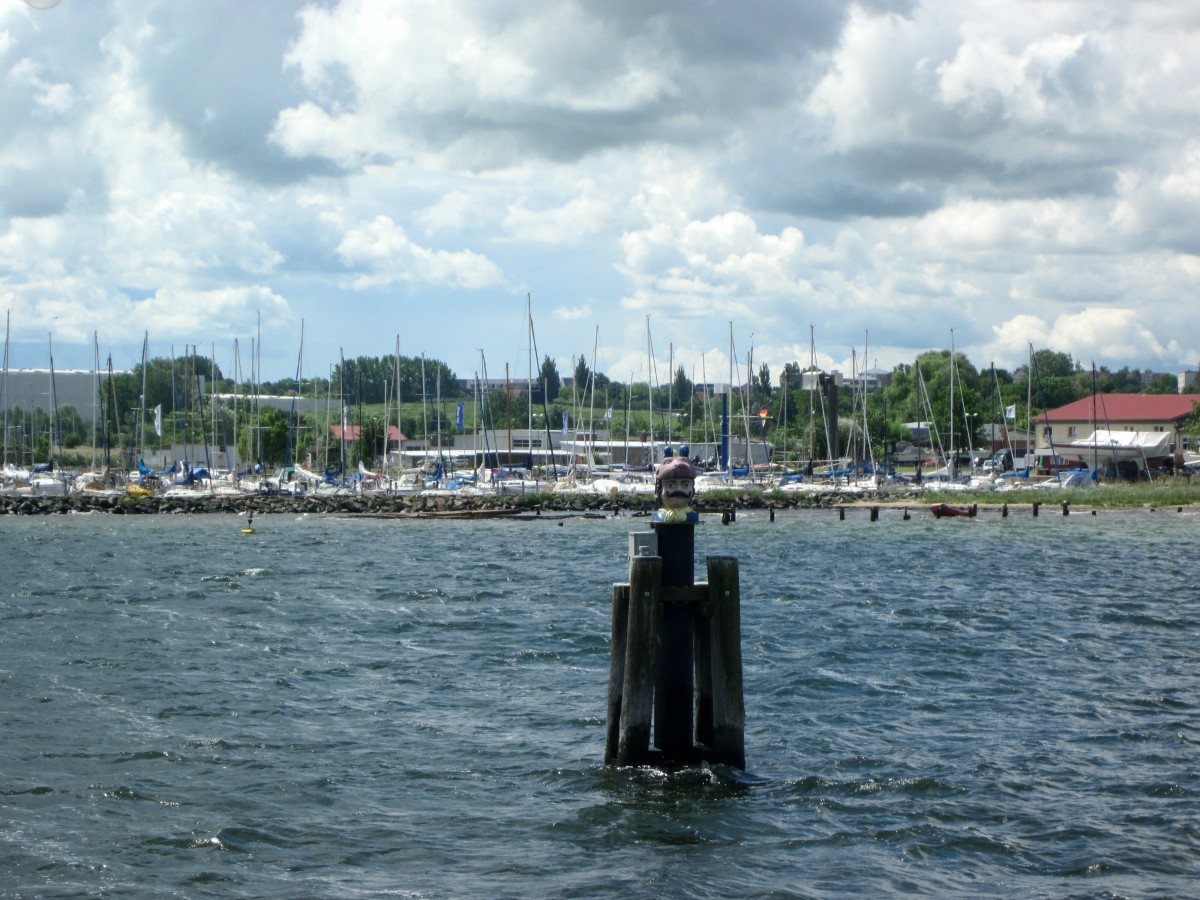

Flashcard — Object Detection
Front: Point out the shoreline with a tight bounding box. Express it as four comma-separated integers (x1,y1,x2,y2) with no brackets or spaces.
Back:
1,488,1194,517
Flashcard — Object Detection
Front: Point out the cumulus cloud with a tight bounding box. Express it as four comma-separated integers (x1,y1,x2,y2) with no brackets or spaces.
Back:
335,215,504,290
553,304,593,321
0,0,1197,381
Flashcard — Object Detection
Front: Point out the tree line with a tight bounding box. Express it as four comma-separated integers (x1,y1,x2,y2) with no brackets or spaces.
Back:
5,346,1196,468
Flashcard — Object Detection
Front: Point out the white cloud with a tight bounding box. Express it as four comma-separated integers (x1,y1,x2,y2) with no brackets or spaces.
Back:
7,56,74,115
131,286,291,342
1047,307,1172,364
1,0,1198,382
335,215,504,290
502,185,614,245
553,304,592,322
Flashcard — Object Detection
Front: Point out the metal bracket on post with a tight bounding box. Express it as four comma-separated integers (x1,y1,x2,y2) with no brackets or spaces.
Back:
628,531,658,564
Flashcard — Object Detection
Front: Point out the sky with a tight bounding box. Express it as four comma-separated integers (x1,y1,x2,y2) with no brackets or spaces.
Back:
2,0,1198,388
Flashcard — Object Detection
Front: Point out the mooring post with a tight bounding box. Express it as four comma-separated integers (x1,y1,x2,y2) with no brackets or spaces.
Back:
1062,500,1070,516
604,581,630,765
701,556,744,769
653,520,696,763
605,446,746,770
650,449,701,764
614,555,660,766
1033,501,1040,518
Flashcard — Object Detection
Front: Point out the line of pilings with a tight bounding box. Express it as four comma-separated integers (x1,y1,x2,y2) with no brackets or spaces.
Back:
744,500,1148,521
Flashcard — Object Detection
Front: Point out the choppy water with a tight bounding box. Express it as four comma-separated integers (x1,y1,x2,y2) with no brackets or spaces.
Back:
1,507,1197,898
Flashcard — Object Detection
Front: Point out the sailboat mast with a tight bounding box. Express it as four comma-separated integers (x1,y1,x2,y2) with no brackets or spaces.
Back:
231,339,240,471
1,310,8,466
135,332,148,469
667,342,674,446
91,332,100,470
393,334,402,475
0,310,12,468
339,347,346,475
105,354,115,468
526,294,534,449
48,334,60,464
255,313,262,468
526,300,559,478
948,330,956,477
646,316,654,460
1026,342,1033,471
808,324,816,464
587,326,599,469
420,354,429,458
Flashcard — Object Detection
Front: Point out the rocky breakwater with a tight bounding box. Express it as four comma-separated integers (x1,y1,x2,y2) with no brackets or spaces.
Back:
0,491,650,518
0,486,883,517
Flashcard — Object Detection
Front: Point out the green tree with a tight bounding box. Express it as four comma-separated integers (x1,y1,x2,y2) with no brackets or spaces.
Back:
131,354,224,414
539,355,561,403
1032,349,1077,378
1182,400,1200,439
573,355,591,394
1143,373,1178,394
1027,348,1082,409
755,362,772,406
671,366,693,410
327,354,461,405
238,405,289,467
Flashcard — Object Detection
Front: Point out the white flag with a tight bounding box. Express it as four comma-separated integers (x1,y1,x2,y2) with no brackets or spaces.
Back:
603,407,613,421
154,404,163,436
1004,404,1016,420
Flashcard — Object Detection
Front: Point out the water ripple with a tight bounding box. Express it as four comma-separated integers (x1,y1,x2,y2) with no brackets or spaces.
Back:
1,511,1197,898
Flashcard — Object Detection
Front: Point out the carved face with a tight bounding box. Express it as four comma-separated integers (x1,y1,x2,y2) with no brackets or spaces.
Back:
660,476,695,509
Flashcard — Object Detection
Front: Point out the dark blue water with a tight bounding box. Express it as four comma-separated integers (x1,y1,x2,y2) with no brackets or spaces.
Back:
2,507,1197,898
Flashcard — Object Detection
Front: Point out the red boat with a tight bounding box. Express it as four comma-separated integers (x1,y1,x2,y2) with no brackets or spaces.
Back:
930,502,975,518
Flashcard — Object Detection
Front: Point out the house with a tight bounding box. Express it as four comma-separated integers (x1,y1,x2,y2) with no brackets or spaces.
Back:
330,423,407,451
1036,393,1200,474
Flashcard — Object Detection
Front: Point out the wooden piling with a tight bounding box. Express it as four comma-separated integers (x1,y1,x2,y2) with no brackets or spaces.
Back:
604,582,630,765
1062,500,1070,516
870,506,879,521
615,555,660,766
1002,503,1008,518
702,556,744,769
653,523,696,763
606,525,745,770
839,507,845,521
1033,501,1040,518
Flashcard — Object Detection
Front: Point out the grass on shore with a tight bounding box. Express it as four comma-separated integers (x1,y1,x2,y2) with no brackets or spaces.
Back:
908,479,1200,508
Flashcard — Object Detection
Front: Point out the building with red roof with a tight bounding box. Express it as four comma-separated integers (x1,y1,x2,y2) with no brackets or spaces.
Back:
1036,393,1200,469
